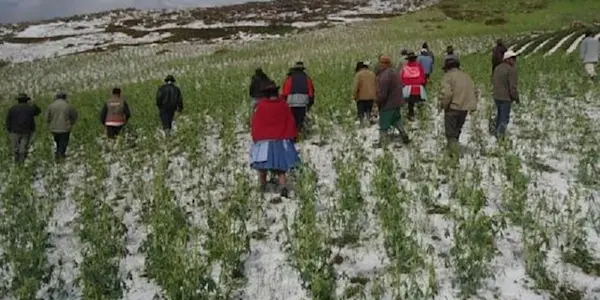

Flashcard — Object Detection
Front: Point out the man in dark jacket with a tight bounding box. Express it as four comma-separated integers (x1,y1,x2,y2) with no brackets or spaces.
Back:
281,62,314,135
492,39,508,73
156,75,183,135
46,92,78,161
6,93,41,163
375,55,410,147
492,50,519,139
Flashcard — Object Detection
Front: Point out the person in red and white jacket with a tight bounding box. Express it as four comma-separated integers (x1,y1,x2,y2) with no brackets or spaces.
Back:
250,81,300,198
400,52,428,121
280,62,314,133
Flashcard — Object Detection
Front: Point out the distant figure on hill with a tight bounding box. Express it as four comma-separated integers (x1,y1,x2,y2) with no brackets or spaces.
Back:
375,55,410,147
422,42,435,65
492,39,508,72
417,49,434,80
397,49,409,70
46,92,78,162
492,50,519,139
401,52,428,121
580,30,599,80
443,45,459,71
439,58,478,159
281,61,315,135
156,75,183,136
5,93,41,163
249,68,272,109
353,61,378,124
100,88,131,140
250,80,300,198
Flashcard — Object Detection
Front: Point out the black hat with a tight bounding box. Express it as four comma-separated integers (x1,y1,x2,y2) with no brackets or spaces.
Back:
16,93,30,102
56,91,67,99
293,61,305,69
406,51,418,59
164,75,176,82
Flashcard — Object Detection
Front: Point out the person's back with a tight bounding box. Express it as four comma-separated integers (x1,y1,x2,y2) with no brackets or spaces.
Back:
581,36,599,63
417,54,433,76
401,61,426,87
492,62,518,102
377,66,402,111
442,69,477,111
157,83,183,112
47,99,77,133
7,102,41,134
354,68,377,101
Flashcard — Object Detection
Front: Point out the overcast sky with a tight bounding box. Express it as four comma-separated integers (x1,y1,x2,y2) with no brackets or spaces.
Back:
0,0,264,24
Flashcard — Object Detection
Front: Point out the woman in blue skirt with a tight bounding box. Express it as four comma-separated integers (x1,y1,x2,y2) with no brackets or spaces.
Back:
250,80,300,197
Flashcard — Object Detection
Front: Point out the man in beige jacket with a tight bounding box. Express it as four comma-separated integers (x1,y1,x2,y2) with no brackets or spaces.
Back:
439,58,478,149
46,92,78,161
353,61,378,123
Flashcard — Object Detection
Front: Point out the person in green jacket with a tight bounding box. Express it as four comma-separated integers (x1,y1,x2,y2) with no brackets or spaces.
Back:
46,92,78,161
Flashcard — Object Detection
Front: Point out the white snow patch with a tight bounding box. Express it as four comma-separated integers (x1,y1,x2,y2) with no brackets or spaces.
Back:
546,32,576,56
291,21,323,28
514,41,534,55
16,19,109,38
566,34,584,54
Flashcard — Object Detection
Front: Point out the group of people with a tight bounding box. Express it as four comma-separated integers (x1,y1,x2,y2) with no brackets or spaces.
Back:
6,75,184,163
248,41,522,197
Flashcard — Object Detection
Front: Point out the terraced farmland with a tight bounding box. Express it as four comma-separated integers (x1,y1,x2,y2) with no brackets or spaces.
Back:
509,25,600,56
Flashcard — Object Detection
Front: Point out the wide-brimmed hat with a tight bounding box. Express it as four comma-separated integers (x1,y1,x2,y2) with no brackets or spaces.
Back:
503,50,518,60
164,75,176,82
16,93,30,102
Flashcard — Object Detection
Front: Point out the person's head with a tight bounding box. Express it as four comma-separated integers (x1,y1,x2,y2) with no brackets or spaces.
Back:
400,49,408,56
444,58,460,71
254,68,265,77
422,42,429,49
259,80,279,98
406,52,418,62
112,87,121,96
164,75,175,83
378,55,392,68
16,93,30,103
496,39,504,46
56,91,67,100
585,30,594,37
502,50,518,65
292,61,305,71
420,48,428,55
355,61,368,72
446,45,454,54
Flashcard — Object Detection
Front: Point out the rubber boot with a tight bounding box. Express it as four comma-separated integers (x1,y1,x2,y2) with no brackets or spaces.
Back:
374,130,389,148
394,124,411,145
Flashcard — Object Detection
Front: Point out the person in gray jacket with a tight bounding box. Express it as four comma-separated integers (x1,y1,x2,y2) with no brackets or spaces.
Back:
46,92,78,161
492,50,519,139
580,30,599,80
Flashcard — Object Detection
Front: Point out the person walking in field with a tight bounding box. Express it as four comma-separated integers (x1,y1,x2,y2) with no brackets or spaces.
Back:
492,39,508,73
46,92,78,161
249,68,272,109
417,49,434,80
422,42,435,65
580,30,599,80
439,58,478,155
375,55,411,147
156,75,183,136
492,50,519,139
353,61,378,124
250,80,300,198
281,61,315,135
401,52,428,121
5,93,41,163
100,88,131,140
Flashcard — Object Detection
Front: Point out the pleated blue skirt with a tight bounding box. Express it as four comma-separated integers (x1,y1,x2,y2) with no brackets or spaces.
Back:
250,139,300,171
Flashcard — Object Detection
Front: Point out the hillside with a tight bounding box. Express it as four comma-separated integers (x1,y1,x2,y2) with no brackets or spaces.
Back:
1,0,600,300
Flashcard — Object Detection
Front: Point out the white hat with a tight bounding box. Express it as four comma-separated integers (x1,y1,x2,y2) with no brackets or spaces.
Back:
420,48,428,53
503,50,518,60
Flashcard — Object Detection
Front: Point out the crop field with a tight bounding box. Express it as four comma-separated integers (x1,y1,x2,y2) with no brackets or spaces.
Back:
1,0,600,299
